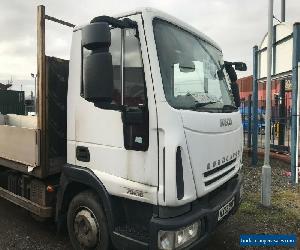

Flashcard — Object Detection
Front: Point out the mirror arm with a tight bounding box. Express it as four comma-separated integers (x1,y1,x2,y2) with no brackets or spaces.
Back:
224,61,247,71
91,15,137,29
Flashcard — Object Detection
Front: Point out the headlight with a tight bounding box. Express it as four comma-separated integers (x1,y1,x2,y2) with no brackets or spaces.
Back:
158,231,175,250
158,222,200,249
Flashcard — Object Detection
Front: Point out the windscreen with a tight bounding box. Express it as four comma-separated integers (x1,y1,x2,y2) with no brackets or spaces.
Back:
153,19,235,112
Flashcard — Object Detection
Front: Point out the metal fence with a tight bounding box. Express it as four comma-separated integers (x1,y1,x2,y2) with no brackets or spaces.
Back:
241,93,292,154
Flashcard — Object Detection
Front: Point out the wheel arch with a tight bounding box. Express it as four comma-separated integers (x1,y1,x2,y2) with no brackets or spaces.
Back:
56,164,114,232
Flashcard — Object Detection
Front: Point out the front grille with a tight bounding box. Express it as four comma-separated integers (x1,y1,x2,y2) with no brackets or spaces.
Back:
204,158,237,178
204,158,237,186
205,166,235,186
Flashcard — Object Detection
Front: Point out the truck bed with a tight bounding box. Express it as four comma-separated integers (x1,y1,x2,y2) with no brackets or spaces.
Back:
0,57,68,178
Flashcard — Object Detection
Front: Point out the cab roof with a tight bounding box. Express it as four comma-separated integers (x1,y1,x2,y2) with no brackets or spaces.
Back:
116,7,222,51
75,7,222,52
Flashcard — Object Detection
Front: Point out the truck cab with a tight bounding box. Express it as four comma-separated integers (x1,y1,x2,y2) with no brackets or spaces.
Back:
62,7,243,250
0,6,244,250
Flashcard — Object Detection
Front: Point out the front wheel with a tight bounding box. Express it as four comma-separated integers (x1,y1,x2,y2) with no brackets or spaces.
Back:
67,190,110,250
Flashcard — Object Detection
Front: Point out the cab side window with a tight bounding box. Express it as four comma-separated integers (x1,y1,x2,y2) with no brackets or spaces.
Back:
109,28,122,105
82,28,145,107
124,29,146,107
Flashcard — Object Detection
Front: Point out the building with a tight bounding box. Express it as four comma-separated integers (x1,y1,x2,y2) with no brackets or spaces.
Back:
0,90,25,115
237,75,292,111
0,83,12,90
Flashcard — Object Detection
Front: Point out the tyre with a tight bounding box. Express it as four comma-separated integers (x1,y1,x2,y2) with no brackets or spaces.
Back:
67,190,110,250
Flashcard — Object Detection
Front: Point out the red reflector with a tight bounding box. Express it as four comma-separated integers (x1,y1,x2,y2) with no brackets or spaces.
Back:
46,185,55,193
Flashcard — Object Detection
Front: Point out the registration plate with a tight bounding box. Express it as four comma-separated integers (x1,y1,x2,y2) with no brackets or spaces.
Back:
218,197,235,221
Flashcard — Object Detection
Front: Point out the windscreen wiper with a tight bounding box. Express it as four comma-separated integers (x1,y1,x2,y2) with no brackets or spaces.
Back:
222,104,238,112
194,101,218,108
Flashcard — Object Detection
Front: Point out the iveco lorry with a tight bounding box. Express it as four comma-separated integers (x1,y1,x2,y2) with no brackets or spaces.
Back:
0,5,246,250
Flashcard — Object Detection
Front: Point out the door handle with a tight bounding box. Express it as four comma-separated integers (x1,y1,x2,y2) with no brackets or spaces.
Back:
76,146,90,162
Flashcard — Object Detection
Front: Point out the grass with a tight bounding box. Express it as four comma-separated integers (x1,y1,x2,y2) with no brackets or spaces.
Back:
238,190,300,232
207,156,300,249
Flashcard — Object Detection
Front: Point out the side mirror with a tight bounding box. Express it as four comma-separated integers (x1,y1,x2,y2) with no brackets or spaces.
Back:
234,62,247,71
82,23,114,106
231,82,241,108
225,63,237,83
224,63,241,107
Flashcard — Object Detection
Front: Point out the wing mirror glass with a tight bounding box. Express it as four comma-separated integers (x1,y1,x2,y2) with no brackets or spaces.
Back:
224,62,242,107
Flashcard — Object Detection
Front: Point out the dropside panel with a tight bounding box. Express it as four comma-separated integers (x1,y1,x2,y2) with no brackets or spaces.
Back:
0,125,39,167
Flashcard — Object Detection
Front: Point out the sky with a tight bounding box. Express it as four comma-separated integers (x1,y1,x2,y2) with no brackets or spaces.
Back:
0,0,300,96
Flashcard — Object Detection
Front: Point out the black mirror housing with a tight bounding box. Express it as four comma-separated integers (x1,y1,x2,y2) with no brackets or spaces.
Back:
225,64,238,83
82,22,114,106
234,62,247,71
230,82,241,108
84,52,113,103
224,62,241,107
82,22,111,50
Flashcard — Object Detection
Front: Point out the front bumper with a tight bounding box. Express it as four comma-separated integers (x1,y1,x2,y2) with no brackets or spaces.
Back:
149,173,243,250
112,173,243,250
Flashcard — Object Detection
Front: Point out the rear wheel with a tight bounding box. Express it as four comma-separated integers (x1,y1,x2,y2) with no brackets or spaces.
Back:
67,190,110,250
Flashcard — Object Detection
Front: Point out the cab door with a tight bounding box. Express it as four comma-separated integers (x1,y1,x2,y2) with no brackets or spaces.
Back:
74,14,159,203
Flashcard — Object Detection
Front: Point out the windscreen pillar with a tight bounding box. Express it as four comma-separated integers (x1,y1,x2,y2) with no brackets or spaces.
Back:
252,46,259,166
291,23,300,185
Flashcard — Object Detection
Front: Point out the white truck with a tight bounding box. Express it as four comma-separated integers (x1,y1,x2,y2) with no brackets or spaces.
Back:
0,5,246,250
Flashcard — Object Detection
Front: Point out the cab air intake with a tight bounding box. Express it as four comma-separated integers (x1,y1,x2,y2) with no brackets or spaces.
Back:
176,147,184,200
